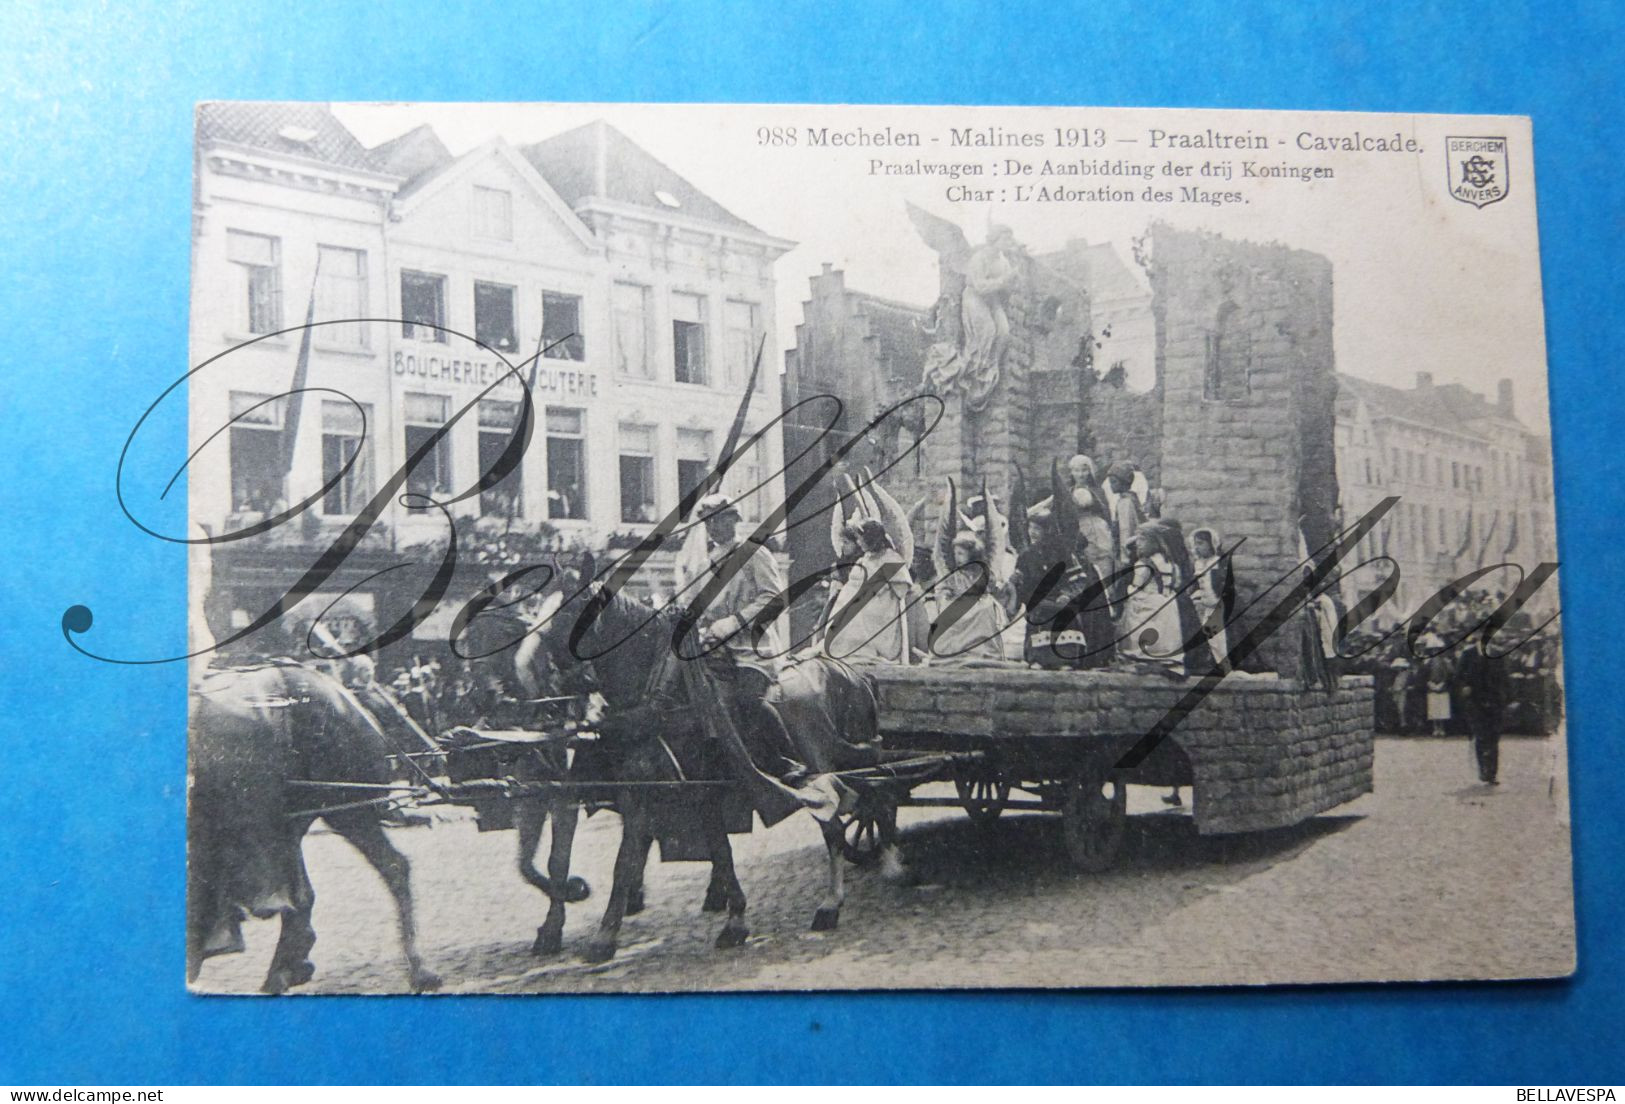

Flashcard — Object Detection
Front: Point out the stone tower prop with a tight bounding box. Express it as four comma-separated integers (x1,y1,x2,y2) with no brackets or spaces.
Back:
1149,225,1339,678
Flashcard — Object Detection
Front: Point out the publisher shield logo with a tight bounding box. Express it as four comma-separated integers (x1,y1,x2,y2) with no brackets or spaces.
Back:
1446,136,1510,208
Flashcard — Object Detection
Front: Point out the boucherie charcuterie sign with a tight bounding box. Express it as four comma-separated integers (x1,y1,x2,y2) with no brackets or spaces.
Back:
392,349,601,399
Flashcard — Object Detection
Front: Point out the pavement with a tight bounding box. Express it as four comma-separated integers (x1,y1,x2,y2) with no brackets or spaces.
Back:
190,734,1575,994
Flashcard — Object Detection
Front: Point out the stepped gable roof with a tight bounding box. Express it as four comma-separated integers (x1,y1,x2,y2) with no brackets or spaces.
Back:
850,291,930,385
519,120,763,235
196,102,377,172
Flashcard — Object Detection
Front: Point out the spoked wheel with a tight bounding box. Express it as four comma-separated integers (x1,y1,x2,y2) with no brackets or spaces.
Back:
838,791,888,867
1060,764,1128,873
953,763,1011,827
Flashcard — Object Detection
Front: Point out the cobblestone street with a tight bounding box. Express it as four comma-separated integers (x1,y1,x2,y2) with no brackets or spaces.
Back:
192,735,1574,994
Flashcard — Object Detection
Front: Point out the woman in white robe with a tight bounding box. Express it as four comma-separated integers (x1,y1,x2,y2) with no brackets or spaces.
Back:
927,530,1010,667
822,518,914,664
1117,521,1201,675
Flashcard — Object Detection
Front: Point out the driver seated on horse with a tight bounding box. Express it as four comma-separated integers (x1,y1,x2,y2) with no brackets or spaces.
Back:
688,492,847,822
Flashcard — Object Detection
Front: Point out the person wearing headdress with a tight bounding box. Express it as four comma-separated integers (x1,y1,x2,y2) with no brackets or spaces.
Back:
821,493,918,666
1117,518,1203,676
1423,636,1455,737
928,528,1010,667
1105,461,1144,562
1068,455,1117,585
924,479,1010,667
1016,461,1116,670
1189,526,1237,673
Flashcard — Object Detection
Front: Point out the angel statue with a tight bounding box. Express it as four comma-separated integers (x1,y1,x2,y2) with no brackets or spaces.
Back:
907,202,1023,412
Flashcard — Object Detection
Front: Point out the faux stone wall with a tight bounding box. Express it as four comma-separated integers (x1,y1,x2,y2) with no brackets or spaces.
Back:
1079,382,1163,487
871,666,1374,835
1150,225,1338,678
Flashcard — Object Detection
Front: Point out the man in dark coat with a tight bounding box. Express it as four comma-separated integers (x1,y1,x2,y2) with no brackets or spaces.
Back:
1455,629,1508,784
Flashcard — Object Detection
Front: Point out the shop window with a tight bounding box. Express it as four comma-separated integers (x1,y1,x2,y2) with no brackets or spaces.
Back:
228,392,284,514
226,230,281,334
612,282,652,377
401,270,447,343
546,407,586,520
672,292,708,385
618,423,657,523
472,185,513,241
403,392,451,498
320,401,372,516
542,291,584,360
478,399,524,518
475,281,517,352
314,245,368,348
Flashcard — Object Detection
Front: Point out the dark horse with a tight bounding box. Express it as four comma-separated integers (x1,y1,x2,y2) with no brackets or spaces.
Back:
514,566,908,964
447,593,591,959
187,661,443,993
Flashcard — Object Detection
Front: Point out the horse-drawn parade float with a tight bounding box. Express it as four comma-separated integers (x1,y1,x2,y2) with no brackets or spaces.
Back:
186,223,1419,994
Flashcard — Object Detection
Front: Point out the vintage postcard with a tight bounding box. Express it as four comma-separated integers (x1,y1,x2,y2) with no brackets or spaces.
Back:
182,102,1570,994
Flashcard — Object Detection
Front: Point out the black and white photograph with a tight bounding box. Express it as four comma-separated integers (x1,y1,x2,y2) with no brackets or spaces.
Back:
182,101,1570,995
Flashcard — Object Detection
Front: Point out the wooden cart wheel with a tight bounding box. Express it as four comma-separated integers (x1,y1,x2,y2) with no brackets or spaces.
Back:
838,793,887,867
953,764,1011,827
1060,765,1128,873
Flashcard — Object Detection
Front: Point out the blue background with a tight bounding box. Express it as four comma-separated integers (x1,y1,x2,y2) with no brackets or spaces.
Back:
1,0,1621,1085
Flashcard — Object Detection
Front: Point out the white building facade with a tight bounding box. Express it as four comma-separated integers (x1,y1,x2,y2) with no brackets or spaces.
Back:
1334,372,1557,622
191,106,794,579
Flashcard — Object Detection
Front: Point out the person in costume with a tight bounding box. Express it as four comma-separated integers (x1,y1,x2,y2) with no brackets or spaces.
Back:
1015,461,1116,670
820,472,920,665
1117,518,1202,676
1189,526,1237,673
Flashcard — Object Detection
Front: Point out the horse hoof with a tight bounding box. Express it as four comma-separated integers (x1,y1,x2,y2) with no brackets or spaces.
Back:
411,968,442,993
715,924,750,949
582,941,618,965
563,876,591,903
625,890,646,916
701,886,728,913
291,960,316,985
810,907,840,932
261,971,291,995
532,929,563,956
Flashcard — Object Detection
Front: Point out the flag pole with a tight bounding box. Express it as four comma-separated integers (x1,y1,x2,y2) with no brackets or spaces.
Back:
280,258,323,516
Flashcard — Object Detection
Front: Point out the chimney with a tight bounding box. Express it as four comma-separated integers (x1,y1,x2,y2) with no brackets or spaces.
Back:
1415,371,1434,390
1497,378,1515,417
822,262,833,275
